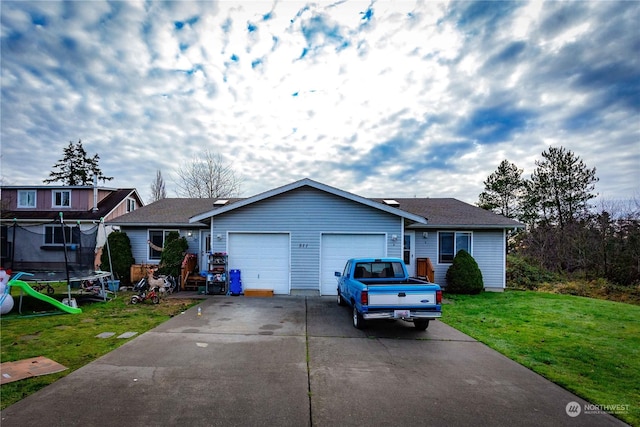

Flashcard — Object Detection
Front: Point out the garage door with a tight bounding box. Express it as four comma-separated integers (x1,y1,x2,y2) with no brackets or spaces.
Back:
320,234,386,295
228,233,290,295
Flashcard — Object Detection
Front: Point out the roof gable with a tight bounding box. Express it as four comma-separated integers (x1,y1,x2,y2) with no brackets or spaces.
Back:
189,178,427,224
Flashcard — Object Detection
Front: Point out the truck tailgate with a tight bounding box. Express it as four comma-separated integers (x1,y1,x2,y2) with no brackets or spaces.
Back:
368,286,438,307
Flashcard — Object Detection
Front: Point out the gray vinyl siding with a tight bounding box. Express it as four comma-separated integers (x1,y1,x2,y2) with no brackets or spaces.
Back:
414,229,506,290
123,228,150,265
472,230,506,289
209,187,402,291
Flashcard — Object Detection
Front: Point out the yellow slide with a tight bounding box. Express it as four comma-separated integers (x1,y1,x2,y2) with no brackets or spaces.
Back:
8,280,82,314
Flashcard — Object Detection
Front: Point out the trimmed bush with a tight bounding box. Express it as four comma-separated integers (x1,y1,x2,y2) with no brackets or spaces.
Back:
100,231,135,284
445,250,484,294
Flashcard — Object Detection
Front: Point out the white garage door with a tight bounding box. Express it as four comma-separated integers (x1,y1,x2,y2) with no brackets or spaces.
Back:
228,233,290,295
320,234,386,295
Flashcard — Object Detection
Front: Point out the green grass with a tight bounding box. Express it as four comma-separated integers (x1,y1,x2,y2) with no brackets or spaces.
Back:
441,291,640,426
1,287,198,410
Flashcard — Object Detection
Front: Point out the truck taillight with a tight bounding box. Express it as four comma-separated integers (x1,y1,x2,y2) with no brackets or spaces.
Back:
436,290,442,304
360,290,368,306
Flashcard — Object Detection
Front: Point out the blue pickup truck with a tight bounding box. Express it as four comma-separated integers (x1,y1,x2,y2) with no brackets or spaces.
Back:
335,258,442,330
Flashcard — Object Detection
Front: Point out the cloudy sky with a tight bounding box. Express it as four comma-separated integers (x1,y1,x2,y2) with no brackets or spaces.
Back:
1,1,638,205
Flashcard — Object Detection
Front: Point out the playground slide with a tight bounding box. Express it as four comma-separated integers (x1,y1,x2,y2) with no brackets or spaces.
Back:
9,280,82,314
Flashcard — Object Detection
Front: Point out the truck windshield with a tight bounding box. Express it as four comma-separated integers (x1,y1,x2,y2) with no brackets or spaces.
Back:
354,262,404,279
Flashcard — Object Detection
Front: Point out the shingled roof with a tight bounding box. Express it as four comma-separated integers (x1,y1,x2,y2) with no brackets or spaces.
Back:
110,194,522,230
109,197,244,227
372,198,524,228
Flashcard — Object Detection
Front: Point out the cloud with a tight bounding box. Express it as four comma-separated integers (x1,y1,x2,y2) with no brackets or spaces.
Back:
1,1,638,206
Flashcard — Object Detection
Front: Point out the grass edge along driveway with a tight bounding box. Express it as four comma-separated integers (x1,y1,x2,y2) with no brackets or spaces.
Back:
441,291,639,426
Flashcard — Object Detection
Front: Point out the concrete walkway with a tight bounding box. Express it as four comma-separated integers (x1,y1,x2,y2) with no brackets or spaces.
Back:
0,296,627,426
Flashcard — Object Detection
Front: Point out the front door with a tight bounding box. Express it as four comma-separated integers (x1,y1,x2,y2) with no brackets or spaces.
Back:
200,231,211,274
404,231,415,277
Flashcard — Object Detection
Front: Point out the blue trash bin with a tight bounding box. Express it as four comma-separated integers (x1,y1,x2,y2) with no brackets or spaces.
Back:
229,269,242,296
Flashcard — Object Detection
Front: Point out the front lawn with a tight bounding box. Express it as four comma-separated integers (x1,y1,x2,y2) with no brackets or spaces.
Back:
441,291,640,425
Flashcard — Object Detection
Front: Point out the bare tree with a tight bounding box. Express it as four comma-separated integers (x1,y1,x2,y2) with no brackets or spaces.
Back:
174,150,241,198
150,170,167,202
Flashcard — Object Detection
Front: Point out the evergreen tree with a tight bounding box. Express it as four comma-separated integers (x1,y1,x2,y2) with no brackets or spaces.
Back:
478,160,524,219
100,231,134,284
523,147,598,228
44,140,113,185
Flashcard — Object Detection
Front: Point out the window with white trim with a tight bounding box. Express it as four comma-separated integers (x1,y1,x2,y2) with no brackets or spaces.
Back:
44,225,80,245
52,190,71,208
18,190,37,208
148,229,178,260
126,198,137,212
438,231,472,264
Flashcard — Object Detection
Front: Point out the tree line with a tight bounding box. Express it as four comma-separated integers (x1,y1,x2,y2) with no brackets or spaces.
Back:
478,147,639,287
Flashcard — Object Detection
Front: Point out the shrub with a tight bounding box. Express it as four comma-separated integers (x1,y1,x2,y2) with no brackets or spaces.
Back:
445,250,484,294
158,231,188,277
506,254,563,290
100,231,135,284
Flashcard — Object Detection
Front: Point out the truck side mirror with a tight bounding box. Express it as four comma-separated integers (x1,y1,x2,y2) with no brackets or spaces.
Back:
334,272,341,277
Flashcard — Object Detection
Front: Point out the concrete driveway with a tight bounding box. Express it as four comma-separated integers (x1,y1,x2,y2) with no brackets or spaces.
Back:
0,296,626,426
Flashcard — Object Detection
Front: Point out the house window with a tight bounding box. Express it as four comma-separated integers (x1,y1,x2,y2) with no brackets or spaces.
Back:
18,190,36,208
438,231,472,264
44,225,80,245
52,190,71,208
148,230,177,260
126,198,137,212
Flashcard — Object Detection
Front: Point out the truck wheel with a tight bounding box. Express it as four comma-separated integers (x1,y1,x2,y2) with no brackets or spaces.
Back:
337,290,346,306
414,319,429,331
353,306,366,330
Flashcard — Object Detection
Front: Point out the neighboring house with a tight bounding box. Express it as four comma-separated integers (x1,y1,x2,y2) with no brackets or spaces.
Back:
110,178,523,295
0,185,143,272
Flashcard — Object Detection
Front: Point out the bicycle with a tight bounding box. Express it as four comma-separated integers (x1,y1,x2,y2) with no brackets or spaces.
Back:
31,282,55,295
